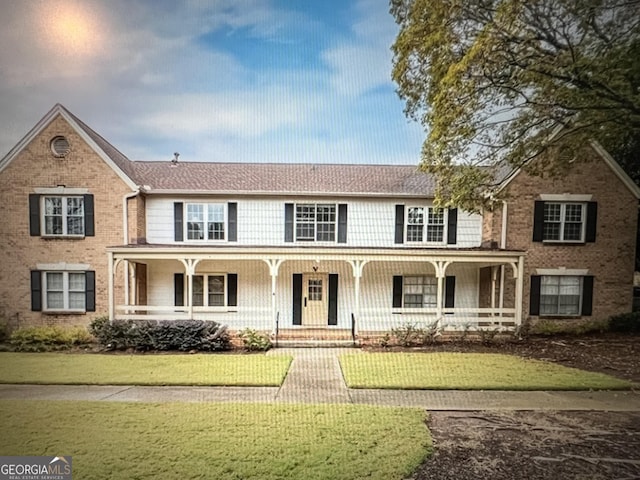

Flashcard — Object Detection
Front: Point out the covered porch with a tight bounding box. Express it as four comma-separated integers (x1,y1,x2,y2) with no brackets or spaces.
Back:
106,246,526,333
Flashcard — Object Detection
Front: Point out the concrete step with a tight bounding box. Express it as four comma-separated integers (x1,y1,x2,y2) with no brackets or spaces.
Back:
274,339,360,348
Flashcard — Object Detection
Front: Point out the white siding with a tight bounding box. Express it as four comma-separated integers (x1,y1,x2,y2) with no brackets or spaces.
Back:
145,195,483,248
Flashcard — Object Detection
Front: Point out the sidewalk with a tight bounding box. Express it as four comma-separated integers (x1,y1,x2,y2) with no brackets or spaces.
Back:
0,348,639,411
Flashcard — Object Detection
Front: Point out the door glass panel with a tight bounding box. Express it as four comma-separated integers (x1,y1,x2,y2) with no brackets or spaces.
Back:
308,279,323,301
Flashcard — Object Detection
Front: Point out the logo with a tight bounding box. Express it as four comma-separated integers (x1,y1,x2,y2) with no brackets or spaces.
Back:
0,456,72,480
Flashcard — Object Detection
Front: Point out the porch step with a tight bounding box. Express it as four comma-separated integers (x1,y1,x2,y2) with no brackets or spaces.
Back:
276,328,354,342
274,339,360,348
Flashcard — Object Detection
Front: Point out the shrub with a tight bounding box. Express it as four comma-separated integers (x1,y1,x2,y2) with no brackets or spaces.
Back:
9,325,94,352
609,312,640,333
238,328,272,351
529,318,610,336
89,316,231,351
389,322,439,347
0,318,8,343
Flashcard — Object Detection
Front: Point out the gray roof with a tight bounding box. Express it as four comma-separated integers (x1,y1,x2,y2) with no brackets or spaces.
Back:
129,161,437,197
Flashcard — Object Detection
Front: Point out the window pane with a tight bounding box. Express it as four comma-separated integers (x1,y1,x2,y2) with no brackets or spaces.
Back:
47,272,64,290
296,204,315,241
403,276,436,308
308,279,323,301
66,197,84,216
207,204,224,223
68,273,85,291
69,292,86,309
407,207,424,225
67,216,84,235
540,276,582,316
564,204,583,222
428,208,444,225
208,222,225,240
45,216,63,235
45,197,62,215
47,292,64,309
426,225,444,242
192,276,204,306
544,203,561,222
316,223,335,241
187,222,204,240
406,224,423,242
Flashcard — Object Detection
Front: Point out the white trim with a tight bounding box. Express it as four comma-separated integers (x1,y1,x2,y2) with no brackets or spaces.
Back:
539,194,593,202
34,187,89,195
36,262,91,271
536,267,589,276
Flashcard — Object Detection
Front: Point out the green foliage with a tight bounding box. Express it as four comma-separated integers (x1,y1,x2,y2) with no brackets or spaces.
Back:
390,322,439,347
609,312,640,333
0,318,8,343
391,0,640,211
89,316,230,352
9,326,93,352
529,318,610,336
238,328,272,351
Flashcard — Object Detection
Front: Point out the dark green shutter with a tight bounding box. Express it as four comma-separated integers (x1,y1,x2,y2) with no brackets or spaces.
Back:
227,273,238,307
394,205,405,244
445,276,456,308
337,204,348,243
174,273,184,306
84,194,95,236
582,275,594,316
292,274,302,325
328,274,338,325
585,202,597,243
30,270,42,311
392,276,403,308
285,204,294,242
532,201,545,242
29,194,40,236
529,275,541,316
228,203,237,242
174,202,183,241
446,209,458,245
85,270,96,311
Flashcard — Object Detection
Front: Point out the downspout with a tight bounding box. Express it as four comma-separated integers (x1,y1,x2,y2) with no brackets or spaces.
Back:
122,188,141,307
499,201,508,316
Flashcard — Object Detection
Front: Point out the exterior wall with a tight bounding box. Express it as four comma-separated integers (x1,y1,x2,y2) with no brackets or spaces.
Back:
0,115,131,327
501,146,638,324
145,195,483,248
127,194,146,244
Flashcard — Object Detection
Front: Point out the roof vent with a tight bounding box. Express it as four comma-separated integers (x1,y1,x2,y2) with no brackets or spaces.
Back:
171,152,180,165
51,136,70,157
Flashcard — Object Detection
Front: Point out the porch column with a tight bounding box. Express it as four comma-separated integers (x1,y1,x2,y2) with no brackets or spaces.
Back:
263,259,283,334
180,259,198,320
347,260,368,337
124,260,130,308
513,256,525,326
108,252,114,322
434,261,448,328
490,266,497,315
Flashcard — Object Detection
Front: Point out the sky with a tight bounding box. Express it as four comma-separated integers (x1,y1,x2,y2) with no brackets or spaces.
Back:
0,0,425,165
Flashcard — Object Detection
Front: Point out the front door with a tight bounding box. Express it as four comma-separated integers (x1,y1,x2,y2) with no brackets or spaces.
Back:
302,274,328,326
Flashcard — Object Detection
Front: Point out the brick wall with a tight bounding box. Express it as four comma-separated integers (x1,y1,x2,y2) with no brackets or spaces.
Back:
0,114,133,327
488,145,638,325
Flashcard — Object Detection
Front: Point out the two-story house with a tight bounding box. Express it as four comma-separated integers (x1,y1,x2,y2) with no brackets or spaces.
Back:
0,104,637,341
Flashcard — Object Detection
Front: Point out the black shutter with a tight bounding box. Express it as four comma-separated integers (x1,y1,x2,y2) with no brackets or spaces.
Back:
529,275,542,316
447,208,458,245
392,275,403,308
29,194,40,236
30,270,42,311
292,273,302,325
85,270,96,311
174,202,183,241
228,202,237,242
532,201,545,242
174,273,184,306
585,202,598,243
285,203,294,243
445,276,456,308
227,273,238,307
84,194,95,237
582,275,594,316
337,204,348,243
394,205,405,244
328,274,338,325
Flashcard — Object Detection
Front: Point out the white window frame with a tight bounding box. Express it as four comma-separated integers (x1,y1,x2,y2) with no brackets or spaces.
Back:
192,274,227,308
42,195,85,237
185,203,226,241
406,206,445,243
42,271,86,312
295,203,337,242
402,275,438,308
542,202,586,243
539,275,583,316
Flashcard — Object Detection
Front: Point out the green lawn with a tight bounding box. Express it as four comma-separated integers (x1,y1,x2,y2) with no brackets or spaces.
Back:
340,352,635,390
0,400,430,480
0,352,292,386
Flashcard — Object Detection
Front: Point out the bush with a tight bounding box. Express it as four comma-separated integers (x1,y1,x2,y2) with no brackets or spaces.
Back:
389,322,439,347
9,325,94,352
529,318,610,336
0,318,8,343
89,316,231,352
609,312,640,333
238,328,272,351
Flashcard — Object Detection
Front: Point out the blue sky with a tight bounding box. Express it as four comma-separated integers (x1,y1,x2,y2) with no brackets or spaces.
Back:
0,0,424,165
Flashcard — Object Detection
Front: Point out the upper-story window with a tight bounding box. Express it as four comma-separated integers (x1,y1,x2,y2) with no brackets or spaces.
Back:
44,196,85,235
186,203,225,240
296,204,336,242
406,206,445,243
533,199,597,244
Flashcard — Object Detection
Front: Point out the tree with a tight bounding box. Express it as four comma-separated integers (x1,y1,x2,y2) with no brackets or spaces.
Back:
391,0,640,211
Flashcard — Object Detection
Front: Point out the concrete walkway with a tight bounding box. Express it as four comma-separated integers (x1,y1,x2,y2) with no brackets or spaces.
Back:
0,348,639,411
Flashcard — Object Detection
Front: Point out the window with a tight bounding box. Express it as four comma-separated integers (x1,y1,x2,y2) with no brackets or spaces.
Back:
192,274,226,307
295,204,336,242
186,203,225,240
403,276,437,308
539,275,582,315
43,196,84,235
43,271,86,311
543,203,585,242
406,207,445,243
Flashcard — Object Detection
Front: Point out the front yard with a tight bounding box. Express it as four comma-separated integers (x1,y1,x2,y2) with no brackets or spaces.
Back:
0,352,292,386
340,352,635,390
0,400,430,480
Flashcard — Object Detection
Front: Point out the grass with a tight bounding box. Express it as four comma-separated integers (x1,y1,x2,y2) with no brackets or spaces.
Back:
0,352,292,386
0,400,431,480
340,352,635,390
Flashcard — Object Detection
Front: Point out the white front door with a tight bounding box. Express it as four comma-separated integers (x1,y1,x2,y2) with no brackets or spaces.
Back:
302,274,328,326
